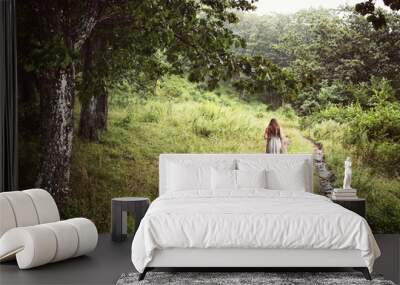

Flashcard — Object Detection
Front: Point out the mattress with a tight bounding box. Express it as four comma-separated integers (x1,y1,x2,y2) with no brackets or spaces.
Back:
131,190,380,273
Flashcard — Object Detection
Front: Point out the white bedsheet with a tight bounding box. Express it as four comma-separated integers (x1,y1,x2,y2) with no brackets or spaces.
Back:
131,190,380,273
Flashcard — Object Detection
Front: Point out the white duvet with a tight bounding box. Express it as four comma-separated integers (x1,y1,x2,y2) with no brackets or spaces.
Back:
131,190,380,273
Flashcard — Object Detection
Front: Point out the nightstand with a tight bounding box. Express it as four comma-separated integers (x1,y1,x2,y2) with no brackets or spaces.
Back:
332,198,366,218
111,197,150,242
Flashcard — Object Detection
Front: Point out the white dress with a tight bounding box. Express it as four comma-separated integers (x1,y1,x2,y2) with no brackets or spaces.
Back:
267,136,282,154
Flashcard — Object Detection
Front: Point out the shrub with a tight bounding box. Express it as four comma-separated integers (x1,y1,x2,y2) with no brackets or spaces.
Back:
277,104,297,120
343,101,400,175
158,75,202,100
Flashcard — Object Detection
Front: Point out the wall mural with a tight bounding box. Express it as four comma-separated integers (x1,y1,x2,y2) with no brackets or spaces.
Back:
17,1,400,233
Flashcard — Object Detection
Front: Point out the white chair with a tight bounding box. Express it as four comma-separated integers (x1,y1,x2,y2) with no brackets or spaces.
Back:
0,189,98,269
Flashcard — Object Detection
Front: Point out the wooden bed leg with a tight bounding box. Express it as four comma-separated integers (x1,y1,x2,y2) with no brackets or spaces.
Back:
354,267,372,280
138,268,148,281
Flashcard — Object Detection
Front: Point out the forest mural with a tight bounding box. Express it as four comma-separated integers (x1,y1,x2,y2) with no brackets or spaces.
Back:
17,0,399,233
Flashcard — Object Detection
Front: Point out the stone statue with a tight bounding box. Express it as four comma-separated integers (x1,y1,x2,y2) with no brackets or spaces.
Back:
343,157,352,190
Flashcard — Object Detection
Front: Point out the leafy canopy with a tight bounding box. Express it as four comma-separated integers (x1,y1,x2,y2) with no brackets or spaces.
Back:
355,0,400,29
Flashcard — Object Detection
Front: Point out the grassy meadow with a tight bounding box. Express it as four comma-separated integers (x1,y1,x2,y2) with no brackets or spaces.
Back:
66,76,313,232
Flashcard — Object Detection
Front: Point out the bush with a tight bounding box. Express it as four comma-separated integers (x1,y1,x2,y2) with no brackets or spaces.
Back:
294,78,395,117
277,104,297,120
344,101,400,176
158,75,201,100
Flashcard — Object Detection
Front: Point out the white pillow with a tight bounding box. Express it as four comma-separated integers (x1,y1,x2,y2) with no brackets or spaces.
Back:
167,163,212,191
236,169,267,189
266,166,306,191
237,159,308,191
212,168,237,191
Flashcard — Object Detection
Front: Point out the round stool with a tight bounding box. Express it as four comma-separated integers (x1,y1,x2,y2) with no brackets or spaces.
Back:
111,197,150,242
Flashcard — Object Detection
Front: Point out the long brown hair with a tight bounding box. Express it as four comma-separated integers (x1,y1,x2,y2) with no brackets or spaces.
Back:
266,118,281,138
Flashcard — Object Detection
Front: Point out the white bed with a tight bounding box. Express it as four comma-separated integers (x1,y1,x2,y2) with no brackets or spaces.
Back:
131,154,380,280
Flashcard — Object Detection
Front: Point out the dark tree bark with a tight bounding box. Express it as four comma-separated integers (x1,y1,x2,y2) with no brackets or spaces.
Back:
265,87,282,110
79,96,98,141
96,86,108,131
79,35,108,141
36,67,75,207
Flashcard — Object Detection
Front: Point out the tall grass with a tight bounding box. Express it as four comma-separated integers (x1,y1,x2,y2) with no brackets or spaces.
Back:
66,76,313,232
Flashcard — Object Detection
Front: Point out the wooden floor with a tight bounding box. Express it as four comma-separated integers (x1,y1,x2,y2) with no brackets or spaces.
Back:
0,234,399,285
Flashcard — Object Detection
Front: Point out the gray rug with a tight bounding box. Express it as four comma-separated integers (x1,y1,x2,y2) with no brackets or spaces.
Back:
116,272,396,285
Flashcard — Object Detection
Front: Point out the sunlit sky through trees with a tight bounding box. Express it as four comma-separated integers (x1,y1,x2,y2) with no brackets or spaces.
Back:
255,0,386,14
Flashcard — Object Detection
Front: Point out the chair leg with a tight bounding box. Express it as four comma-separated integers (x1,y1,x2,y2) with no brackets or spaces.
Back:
138,268,148,281
354,267,372,280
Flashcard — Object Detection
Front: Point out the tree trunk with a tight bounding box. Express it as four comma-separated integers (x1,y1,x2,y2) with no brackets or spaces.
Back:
79,96,98,141
79,82,108,141
96,85,108,131
78,33,108,141
265,88,281,110
152,78,158,96
36,66,75,207
32,1,101,206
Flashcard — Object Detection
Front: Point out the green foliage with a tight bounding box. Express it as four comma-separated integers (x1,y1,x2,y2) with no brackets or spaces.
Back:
304,119,400,233
62,76,313,232
231,55,298,107
355,0,400,29
18,0,264,107
277,104,297,121
345,103,400,175
234,8,400,106
157,75,202,100
302,77,400,233
302,78,400,177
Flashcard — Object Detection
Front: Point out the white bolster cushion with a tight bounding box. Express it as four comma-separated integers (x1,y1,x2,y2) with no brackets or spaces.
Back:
0,218,98,269
23,189,60,224
1,191,39,227
64,218,98,257
42,221,79,262
0,226,57,269
0,196,17,237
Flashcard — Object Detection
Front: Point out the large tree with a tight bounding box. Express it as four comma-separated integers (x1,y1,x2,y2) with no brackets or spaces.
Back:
77,0,260,141
17,0,257,205
18,1,107,206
